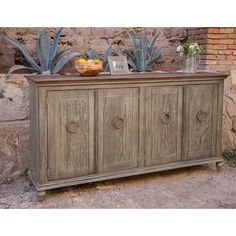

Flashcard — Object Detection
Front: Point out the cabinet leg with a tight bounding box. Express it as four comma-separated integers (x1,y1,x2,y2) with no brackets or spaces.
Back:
216,162,223,171
37,191,46,201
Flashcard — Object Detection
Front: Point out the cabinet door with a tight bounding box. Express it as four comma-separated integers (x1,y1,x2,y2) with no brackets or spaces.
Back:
47,90,94,181
97,88,139,172
145,86,183,166
183,84,218,160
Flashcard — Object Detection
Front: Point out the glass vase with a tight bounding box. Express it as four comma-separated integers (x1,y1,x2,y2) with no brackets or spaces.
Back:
183,54,200,73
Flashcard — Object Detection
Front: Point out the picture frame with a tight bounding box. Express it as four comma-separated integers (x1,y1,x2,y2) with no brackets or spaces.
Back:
108,56,129,75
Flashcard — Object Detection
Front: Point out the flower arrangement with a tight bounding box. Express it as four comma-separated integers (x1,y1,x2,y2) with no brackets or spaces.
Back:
176,43,202,57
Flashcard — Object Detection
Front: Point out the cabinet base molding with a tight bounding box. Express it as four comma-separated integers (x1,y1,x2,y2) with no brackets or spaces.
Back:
30,157,223,193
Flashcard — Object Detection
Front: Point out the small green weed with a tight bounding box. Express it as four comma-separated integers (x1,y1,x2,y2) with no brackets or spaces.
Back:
222,150,236,167
19,168,29,177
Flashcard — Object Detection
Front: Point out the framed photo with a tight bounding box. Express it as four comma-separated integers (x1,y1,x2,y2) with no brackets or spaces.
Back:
108,56,129,75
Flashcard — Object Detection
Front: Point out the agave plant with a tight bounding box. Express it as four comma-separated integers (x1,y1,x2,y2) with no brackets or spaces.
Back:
6,28,84,74
126,32,161,72
83,44,120,72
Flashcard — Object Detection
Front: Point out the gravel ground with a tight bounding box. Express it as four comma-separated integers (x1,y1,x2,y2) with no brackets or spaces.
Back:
0,163,236,208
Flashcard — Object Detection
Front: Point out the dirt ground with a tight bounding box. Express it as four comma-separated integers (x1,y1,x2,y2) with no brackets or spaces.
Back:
0,163,236,208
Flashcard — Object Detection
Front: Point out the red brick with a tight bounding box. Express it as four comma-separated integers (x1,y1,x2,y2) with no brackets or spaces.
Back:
227,34,236,39
206,49,218,55
227,55,236,60
208,39,219,44
220,28,234,33
215,65,235,69
205,55,226,60
208,45,227,50
205,60,218,65
218,50,233,55
218,60,232,65
219,39,234,44
227,45,236,49
208,34,228,39
199,61,216,67
208,28,220,34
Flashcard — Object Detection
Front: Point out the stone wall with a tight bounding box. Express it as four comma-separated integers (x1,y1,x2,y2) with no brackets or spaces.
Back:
0,74,29,183
223,71,236,150
0,27,188,71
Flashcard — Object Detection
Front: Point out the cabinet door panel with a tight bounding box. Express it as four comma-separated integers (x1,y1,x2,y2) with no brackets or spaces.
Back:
183,84,218,160
97,88,138,172
145,87,182,166
47,90,94,181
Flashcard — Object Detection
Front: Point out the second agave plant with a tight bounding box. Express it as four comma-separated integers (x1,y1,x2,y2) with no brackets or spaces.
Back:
6,28,84,75
126,32,161,72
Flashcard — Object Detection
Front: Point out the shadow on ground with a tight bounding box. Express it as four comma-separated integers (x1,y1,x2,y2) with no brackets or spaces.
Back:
1,163,236,208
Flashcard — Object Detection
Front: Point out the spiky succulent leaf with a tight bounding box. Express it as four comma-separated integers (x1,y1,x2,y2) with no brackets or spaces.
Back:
102,44,112,72
48,27,63,68
136,49,143,71
103,44,112,60
36,33,44,70
149,32,160,55
38,30,50,71
145,49,161,70
8,65,37,74
52,52,84,74
128,32,142,70
128,58,137,71
141,35,148,69
6,36,41,73
50,48,71,70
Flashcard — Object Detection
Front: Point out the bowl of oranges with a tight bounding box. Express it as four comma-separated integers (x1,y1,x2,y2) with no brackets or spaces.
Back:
75,58,103,76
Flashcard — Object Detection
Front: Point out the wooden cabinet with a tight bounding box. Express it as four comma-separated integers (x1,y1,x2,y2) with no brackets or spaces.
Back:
27,72,226,195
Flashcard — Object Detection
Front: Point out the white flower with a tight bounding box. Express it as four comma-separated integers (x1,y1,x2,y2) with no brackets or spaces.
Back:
176,45,183,53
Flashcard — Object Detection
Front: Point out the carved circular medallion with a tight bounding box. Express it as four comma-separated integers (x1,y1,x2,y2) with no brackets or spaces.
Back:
197,111,207,122
113,117,124,129
161,113,170,125
66,121,80,133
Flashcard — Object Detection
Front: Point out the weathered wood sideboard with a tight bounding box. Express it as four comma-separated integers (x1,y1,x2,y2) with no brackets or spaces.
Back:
26,72,227,196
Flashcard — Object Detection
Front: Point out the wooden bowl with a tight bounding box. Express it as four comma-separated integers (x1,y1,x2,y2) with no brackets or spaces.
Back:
75,61,103,77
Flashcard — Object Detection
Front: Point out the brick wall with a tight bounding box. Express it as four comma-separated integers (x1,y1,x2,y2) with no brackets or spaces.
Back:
188,27,236,71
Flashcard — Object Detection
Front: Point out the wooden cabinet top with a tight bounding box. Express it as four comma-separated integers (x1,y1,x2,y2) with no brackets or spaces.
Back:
26,72,228,85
